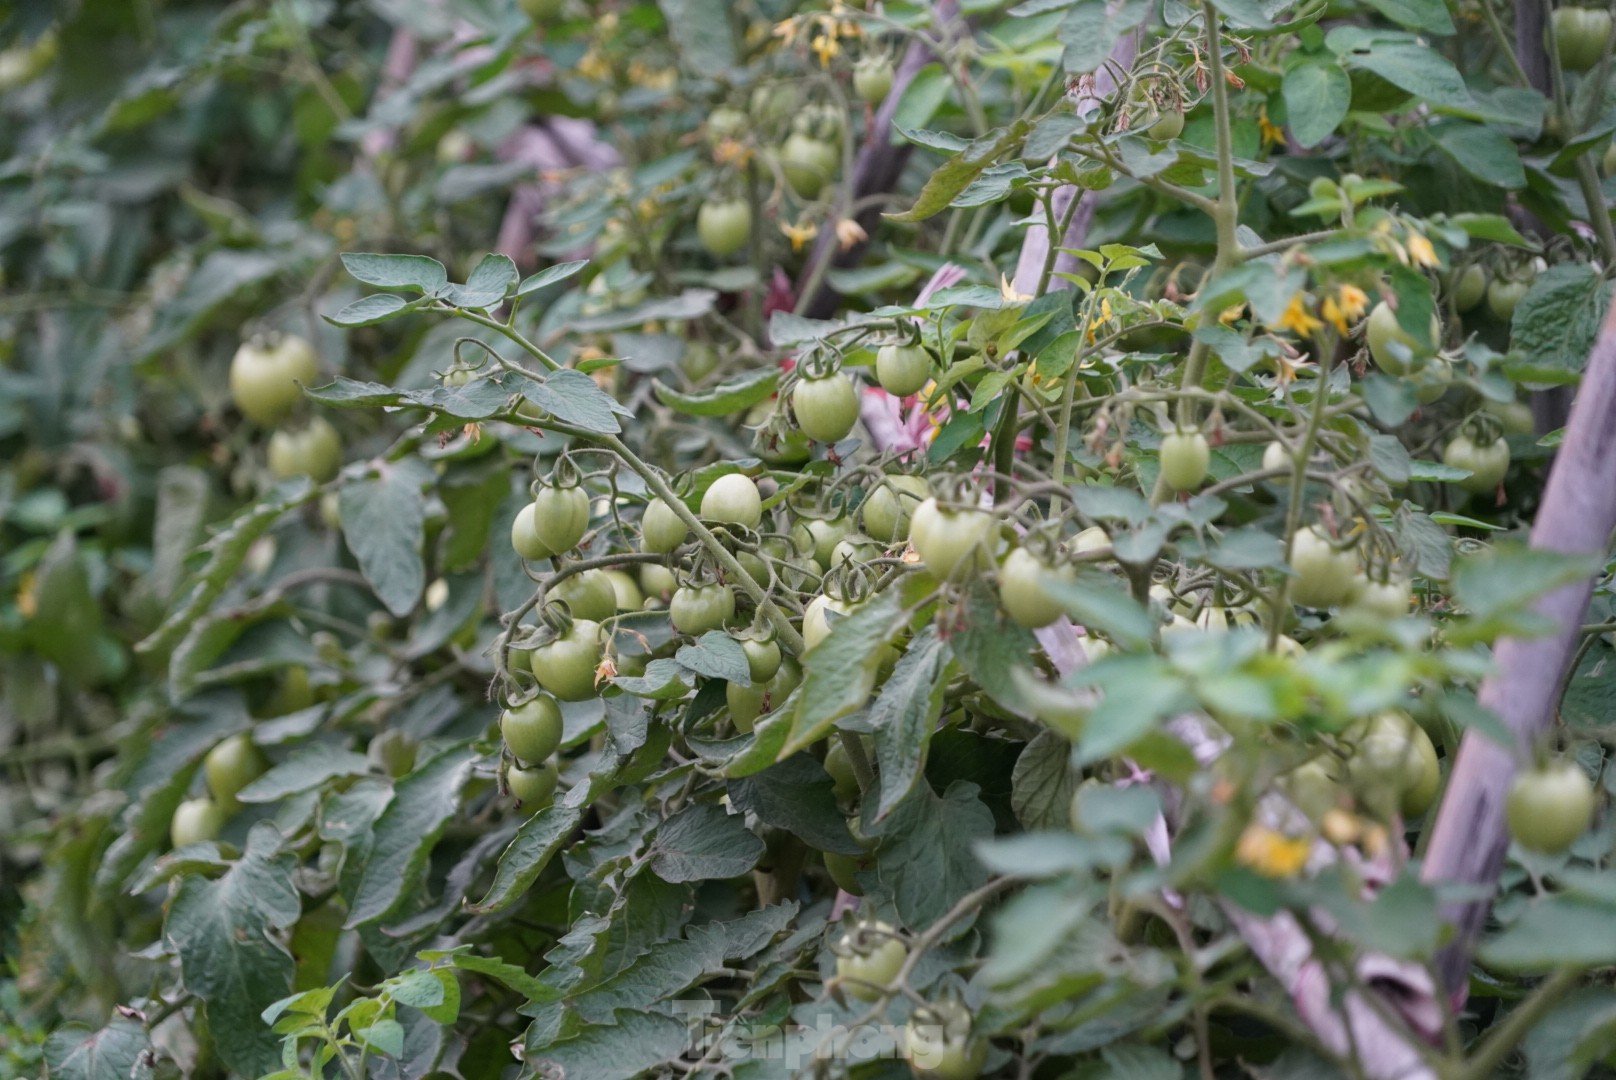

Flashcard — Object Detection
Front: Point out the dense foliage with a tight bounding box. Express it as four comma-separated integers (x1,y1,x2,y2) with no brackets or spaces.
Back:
5,0,1616,1077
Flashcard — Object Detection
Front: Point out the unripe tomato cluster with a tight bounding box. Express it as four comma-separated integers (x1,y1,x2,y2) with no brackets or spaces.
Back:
229,334,345,485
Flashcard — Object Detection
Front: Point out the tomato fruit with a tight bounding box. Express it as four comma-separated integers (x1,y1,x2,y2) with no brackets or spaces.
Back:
823,738,862,804
1413,355,1454,405
780,132,839,198
700,473,763,529
726,680,768,732
998,547,1069,629
529,619,603,701
1484,398,1536,436
696,197,752,258
1283,757,1345,821
803,515,852,569
1289,526,1359,608
530,483,591,554
1486,277,1529,321
1159,429,1210,491
792,372,860,443
170,797,226,848
1072,526,1109,554
738,632,782,682
823,847,874,896
641,497,690,553
670,582,736,635
1365,302,1437,376
367,729,417,778
640,562,677,603
501,693,564,764
835,921,906,1001
1443,434,1510,494
861,474,929,542
853,54,895,104
511,503,553,561
1344,711,1440,817
551,569,618,622
1145,108,1185,141
507,760,559,808
875,343,932,397
706,106,748,143
1348,575,1411,620
204,733,265,809
230,334,319,425
1507,760,1596,853
602,570,643,611
904,1006,988,1080
1551,6,1613,71
909,498,995,580
267,416,343,482
802,592,854,651
1450,264,1487,312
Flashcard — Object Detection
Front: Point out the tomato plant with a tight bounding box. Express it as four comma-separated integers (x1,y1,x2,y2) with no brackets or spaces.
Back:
12,2,1616,1078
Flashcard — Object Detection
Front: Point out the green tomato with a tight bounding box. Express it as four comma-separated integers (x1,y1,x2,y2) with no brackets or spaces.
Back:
1365,302,1437,376
1345,711,1440,817
551,569,618,623
1483,398,1536,436
641,497,690,554
861,474,930,542
1348,576,1412,620
803,515,852,569
1507,760,1596,854
792,373,860,443
739,633,782,682
1605,140,1616,177
727,680,768,732
780,132,839,199
852,54,895,105
529,619,604,701
1289,526,1359,608
501,694,564,764
834,922,906,1001
230,334,319,425
823,847,874,896
904,1015,987,1080
1145,108,1185,141
511,503,554,561
1413,355,1454,405
1159,429,1210,492
1443,434,1510,494
823,738,862,804
1450,264,1487,312
508,760,559,808
171,797,226,849
681,341,720,382
204,733,265,806
1283,757,1345,822
909,498,995,580
639,562,677,604
998,546,1070,629
1552,6,1613,71
875,344,932,397
706,106,749,143
696,197,752,258
1262,440,1292,474
670,583,736,635
802,592,854,652
367,729,417,778
700,473,762,529
529,483,591,554
1487,277,1529,321
828,533,882,572
602,569,643,611
267,416,342,482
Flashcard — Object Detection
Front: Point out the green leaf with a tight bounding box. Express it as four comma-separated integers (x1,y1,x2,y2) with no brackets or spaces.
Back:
1480,895,1616,971
1208,0,1273,30
43,1018,154,1080
442,253,518,309
871,780,995,926
346,744,478,928
470,803,586,914
326,293,411,328
1434,122,1525,188
1282,58,1351,147
1521,988,1616,1080
727,756,861,853
166,824,301,1077
511,367,628,434
1512,262,1612,376
340,252,449,293
657,0,736,72
648,803,765,883
1450,544,1600,622
652,368,778,417
516,259,589,297
1057,0,1151,74
1011,730,1081,830
524,1010,690,1080
237,748,372,803
868,626,951,821
784,590,908,755
948,581,1041,713
1359,0,1453,34
888,120,1034,223
1043,571,1156,650
674,631,751,684
340,459,430,618
1328,30,1475,111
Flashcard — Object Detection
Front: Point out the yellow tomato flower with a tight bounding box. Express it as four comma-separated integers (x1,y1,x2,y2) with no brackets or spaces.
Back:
1320,284,1369,334
1406,230,1439,268
811,32,840,67
834,217,868,251
1258,107,1285,149
781,219,818,252
1272,293,1323,337
1236,824,1312,878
